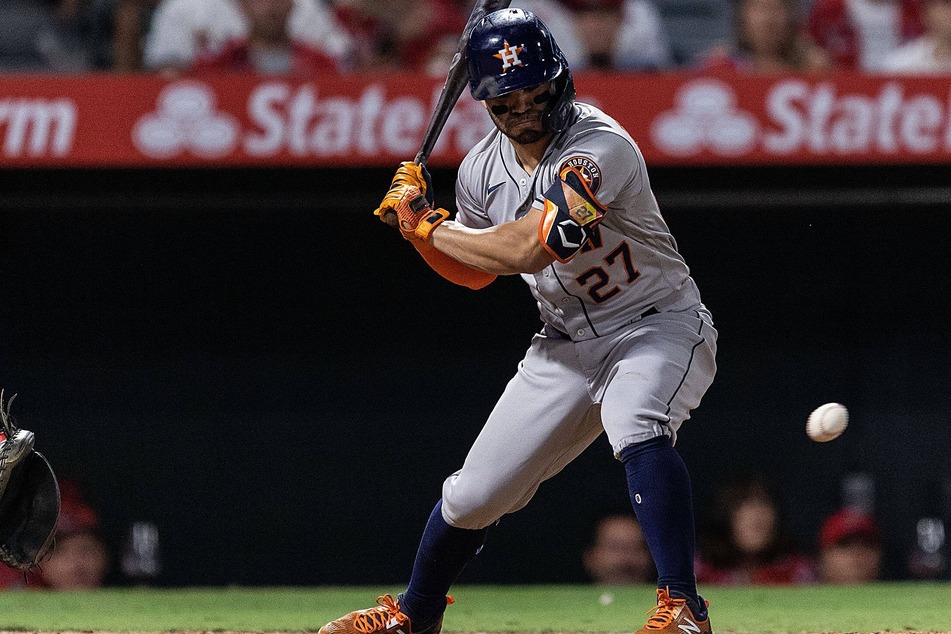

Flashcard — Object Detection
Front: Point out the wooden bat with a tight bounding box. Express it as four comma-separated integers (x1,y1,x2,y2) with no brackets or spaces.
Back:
414,0,513,166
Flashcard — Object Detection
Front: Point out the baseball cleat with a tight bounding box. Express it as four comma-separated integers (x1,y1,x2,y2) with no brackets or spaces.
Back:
636,587,712,634
318,594,452,634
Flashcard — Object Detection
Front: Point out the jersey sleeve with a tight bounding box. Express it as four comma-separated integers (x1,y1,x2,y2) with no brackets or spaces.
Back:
537,130,641,262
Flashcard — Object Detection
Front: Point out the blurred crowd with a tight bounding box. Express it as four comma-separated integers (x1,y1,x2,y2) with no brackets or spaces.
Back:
0,469,945,589
582,471,948,586
1,0,949,76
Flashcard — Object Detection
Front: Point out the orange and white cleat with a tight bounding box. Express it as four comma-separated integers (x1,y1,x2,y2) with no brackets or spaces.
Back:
319,594,452,634
636,587,712,634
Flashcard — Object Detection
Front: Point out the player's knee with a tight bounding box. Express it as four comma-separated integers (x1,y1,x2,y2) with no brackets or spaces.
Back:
441,476,507,530
442,499,499,530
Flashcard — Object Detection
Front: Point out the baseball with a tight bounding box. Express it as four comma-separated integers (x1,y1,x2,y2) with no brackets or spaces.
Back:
806,403,849,442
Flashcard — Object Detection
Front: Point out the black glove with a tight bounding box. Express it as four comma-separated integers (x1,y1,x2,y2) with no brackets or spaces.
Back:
0,391,60,572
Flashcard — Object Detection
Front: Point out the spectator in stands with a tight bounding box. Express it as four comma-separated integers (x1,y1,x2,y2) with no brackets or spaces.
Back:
702,0,830,72
36,480,109,589
817,508,883,584
0,1,48,71
510,0,586,69
330,0,467,74
112,0,160,71
807,0,924,70
143,0,351,75
583,510,656,584
695,472,817,585
883,0,951,71
561,0,673,70
0,0,114,72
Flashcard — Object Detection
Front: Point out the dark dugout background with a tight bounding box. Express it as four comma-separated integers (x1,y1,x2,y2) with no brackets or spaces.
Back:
0,165,949,586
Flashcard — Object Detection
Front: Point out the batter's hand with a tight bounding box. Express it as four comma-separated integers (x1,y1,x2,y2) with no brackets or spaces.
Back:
374,162,434,226
396,186,449,242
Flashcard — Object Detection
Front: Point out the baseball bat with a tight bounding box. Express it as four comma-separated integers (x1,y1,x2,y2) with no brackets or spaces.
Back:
414,0,513,166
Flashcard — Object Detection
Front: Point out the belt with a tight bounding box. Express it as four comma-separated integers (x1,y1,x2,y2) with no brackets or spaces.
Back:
545,306,659,340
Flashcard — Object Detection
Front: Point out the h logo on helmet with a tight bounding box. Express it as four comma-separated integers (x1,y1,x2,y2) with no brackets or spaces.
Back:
494,41,525,72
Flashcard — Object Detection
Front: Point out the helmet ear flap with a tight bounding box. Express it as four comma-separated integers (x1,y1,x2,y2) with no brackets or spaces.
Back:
543,68,576,133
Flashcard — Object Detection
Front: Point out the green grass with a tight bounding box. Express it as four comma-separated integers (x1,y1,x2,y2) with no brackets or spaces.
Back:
0,584,948,633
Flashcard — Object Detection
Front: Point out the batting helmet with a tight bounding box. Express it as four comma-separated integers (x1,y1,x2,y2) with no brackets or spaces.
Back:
466,8,576,132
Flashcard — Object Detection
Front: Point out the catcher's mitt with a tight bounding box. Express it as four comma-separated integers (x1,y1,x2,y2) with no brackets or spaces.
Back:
0,391,60,571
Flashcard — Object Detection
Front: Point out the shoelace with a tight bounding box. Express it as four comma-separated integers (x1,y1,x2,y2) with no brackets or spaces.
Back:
353,595,409,634
643,588,686,629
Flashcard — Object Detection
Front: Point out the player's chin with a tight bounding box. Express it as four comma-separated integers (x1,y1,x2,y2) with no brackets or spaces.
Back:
505,126,548,144
492,112,546,143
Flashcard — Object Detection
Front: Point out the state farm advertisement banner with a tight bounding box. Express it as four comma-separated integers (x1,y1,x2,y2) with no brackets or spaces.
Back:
2,72,951,167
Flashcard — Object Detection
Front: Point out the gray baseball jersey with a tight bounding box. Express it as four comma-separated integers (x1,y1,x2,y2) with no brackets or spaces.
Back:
439,102,718,531
455,102,702,341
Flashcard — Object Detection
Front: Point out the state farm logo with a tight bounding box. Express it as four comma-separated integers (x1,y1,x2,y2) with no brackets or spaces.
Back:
0,98,76,158
131,80,491,161
650,78,951,158
651,79,758,156
133,82,240,158
764,80,951,154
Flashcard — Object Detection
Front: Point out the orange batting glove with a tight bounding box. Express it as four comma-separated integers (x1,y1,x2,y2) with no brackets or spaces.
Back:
395,186,449,242
374,161,433,226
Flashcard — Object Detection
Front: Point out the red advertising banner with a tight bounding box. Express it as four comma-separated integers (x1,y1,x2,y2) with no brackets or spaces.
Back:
2,72,950,167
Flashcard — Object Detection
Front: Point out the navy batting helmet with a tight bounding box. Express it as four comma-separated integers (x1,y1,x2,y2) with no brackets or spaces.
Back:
466,8,576,132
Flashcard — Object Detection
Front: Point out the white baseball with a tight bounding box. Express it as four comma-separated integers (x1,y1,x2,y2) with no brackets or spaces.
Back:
806,403,848,442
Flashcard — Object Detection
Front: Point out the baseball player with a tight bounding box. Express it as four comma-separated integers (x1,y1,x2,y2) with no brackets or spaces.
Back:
320,8,717,634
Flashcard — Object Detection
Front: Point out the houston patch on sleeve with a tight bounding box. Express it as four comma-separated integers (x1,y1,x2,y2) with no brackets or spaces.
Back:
538,161,606,262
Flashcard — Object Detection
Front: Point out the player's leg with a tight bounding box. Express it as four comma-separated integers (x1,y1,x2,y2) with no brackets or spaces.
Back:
402,331,605,629
320,331,601,634
440,334,605,528
595,307,717,633
396,498,486,632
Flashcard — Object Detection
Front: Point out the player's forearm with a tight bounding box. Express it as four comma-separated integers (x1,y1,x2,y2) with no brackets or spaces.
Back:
412,241,497,289
429,218,553,275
